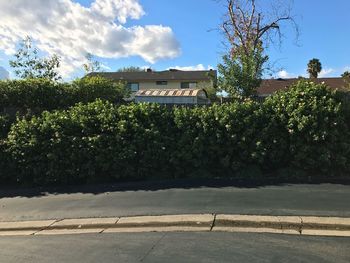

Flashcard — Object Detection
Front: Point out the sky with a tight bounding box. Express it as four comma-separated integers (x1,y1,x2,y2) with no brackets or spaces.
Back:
0,0,349,80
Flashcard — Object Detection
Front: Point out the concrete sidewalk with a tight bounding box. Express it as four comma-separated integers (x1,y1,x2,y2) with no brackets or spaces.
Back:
0,182,350,222
1,214,350,237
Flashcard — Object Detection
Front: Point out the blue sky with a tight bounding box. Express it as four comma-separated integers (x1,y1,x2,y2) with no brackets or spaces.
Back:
0,0,349,79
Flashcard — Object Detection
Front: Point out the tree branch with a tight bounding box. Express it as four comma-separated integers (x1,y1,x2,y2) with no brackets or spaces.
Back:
226,0,248,54
257,16,292,40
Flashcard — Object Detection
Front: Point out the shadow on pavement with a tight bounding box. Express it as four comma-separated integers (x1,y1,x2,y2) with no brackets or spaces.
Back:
0,177,349,198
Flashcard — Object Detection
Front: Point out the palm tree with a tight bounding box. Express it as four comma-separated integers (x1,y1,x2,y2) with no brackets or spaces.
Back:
307,58,322,78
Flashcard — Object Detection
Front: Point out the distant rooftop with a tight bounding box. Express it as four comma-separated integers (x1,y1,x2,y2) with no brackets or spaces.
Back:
258,77,349,96
87,69,217,82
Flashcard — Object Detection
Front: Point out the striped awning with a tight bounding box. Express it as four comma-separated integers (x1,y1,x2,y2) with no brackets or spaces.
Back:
135,89,207,97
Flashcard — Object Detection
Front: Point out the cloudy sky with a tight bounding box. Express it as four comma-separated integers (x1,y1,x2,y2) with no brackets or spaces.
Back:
0,0,349,79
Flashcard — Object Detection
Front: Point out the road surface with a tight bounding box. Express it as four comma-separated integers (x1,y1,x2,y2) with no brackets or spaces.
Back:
0,232,349,262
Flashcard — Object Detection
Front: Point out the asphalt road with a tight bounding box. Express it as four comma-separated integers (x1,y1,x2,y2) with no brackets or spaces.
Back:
0,232,349,262
0,181,350,221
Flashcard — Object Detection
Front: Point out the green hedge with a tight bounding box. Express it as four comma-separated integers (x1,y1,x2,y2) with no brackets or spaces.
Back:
0,76,128,114
5,101,174,185
264,81,350,173
171,101,267,177
0,114,13,183
1,80,350,186
0,114,11,139
0,76,128,184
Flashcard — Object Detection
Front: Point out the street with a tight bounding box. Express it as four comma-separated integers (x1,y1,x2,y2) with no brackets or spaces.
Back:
1,180,349,262
0,232,349,262
1,181,350,222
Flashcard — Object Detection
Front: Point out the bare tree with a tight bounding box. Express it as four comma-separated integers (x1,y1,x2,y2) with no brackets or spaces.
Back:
221,0,298,54
217,0,298,97
83,53,102,74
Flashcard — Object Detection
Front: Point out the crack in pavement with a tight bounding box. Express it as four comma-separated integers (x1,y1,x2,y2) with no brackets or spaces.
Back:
139,233,167,262
299,216,303,234
210,214,216,231
100,217,120,234
31,218,63,235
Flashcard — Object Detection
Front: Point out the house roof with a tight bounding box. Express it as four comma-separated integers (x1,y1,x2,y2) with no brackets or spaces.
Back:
135,89,208,98
258,78,349,95
87,69,217,82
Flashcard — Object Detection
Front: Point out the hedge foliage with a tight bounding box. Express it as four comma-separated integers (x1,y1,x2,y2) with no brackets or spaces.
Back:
0,114,13,183
5,101,174,185
264,81,350,173
0,114,11,139
0,76,128,114
1,80,349,186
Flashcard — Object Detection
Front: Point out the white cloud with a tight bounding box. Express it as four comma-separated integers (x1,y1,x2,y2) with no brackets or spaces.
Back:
100,63,112,71
91,0,145,23
277,70,294,78
319,68,335,78
276,69,310,79
276,67,343,79
0,66,10,79
0,0,180,77
168,64,214,71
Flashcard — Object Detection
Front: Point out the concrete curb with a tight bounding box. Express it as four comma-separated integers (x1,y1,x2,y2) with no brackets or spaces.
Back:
0,214,350,237
213,215,350,236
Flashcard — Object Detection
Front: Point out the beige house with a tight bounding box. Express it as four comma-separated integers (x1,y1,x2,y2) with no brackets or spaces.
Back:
88,69,217,93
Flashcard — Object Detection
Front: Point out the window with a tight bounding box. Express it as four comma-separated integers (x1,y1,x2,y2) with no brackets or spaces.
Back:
127,83,139,92
156,81,168,85
181,82,197,89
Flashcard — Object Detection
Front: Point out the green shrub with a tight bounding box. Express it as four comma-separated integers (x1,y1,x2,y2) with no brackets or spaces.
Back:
109,103,174,180
0,78,64,112
69,76,129,105
0,76,128,115
171,101,266,177
6,101,173,185
0,114,13,182
0,114,12,139
2,80,350,186
264,80,350,174
335,90,350,124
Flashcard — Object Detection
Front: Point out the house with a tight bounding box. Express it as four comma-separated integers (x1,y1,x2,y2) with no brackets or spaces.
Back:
88,69,217,92
257,77,349,97
134,89,210,105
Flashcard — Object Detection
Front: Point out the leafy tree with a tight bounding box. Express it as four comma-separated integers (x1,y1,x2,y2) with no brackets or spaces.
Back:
82,53,102,73
341,71,350,79
217,0,297,97
341,71,350,90
117,66,145,72
9,36,61,81
307,58,322,78
218,44,268,98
